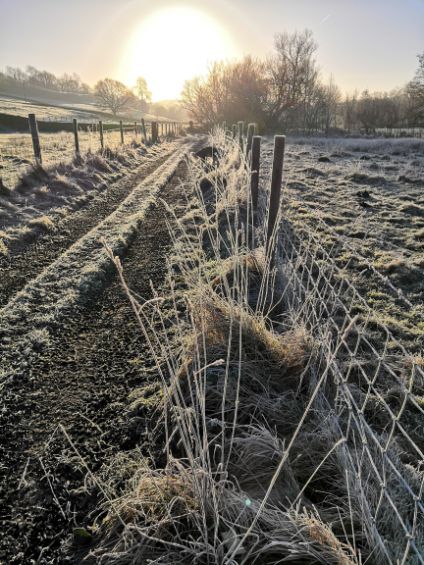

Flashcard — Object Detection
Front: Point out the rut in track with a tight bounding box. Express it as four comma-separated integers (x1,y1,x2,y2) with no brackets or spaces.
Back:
0,142,183,308
0,158,194,564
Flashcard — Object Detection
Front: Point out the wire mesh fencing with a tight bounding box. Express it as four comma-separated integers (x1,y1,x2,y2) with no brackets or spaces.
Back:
198,122,424,562
274,219,424,563
250,134,424,563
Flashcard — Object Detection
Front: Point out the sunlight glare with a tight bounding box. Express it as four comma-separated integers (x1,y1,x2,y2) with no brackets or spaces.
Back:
120,6,238,101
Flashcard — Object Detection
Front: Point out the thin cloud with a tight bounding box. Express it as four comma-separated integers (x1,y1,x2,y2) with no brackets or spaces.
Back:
320,13,331,24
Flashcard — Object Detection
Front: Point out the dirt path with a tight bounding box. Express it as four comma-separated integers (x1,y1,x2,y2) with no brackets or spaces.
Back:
0,143,183,308
0,150,199,563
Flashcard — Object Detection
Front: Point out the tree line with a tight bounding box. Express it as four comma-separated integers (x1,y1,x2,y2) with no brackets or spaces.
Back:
182,30,424,133
1,65,91,94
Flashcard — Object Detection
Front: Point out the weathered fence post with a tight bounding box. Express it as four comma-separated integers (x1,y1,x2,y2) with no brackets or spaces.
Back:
238,121,244,152
152,122,158,143
134,121,137,137
119,120,124,144
246,123,255,158
232,124,237,138
99,120,104,150
141,118,147,144
28,113,42,164
73,118,80,155
248,135,262,249
266,135,285,257
250,135,261,217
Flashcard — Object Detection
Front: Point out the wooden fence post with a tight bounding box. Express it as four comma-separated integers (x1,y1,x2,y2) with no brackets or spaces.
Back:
152,122,158,143
238,121,244,151
73,118,80,156
250,135,261,217
119,120,124,144
134,122,137,137
246,123,255,158
99,120,104,150
28,113,42,164
141,118,147,144
266,135,285,257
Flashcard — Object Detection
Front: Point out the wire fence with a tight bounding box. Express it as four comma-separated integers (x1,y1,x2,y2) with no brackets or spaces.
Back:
273,221,424,563
247,126,424,563
0,115,182,188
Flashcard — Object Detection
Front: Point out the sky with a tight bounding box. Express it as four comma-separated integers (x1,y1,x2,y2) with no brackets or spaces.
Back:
0,0,423,101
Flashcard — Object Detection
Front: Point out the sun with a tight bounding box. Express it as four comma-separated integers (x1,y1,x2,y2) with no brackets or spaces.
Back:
120,6,238,101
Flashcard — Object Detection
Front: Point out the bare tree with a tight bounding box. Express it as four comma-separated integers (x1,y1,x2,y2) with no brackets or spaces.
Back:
266,29,320,130
407,52,424,126
182,57,267,128
182,75,215,126
94,78,133,115
134,76,152,113
59,72,83,93
321,76,342,133
343,92,359,132
5,66,26,84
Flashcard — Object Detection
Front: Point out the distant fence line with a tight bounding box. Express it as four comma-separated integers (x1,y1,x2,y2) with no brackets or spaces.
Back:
0,113,185,188
26,113,183,164
284,126,424,138
374,127,424,138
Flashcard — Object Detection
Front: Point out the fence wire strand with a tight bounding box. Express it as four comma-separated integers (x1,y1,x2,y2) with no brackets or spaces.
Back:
269,204,424,563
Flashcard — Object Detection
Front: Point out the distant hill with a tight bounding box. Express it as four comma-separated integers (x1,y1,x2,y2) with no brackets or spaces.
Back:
0,75,182,128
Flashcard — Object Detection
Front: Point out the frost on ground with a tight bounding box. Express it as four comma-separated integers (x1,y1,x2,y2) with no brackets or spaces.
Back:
85,131,423,564
0,139,194,388
0,131,422,564
266,136,424,354
0,141,176,256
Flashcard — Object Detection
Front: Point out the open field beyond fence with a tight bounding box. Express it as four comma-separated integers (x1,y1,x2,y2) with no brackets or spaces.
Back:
0,114,183,188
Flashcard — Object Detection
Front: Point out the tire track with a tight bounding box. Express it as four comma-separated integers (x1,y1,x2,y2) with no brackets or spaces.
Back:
0,141,184,308
0,149,198,563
